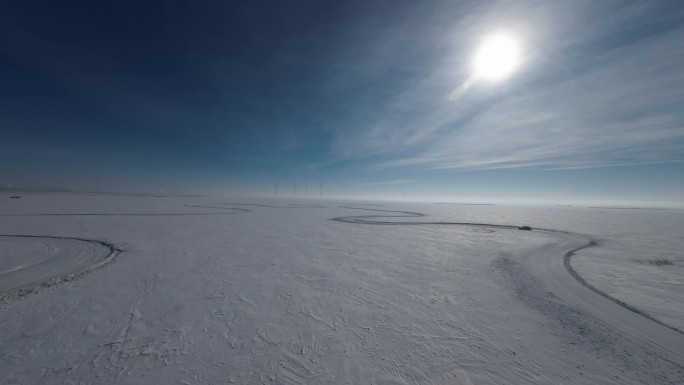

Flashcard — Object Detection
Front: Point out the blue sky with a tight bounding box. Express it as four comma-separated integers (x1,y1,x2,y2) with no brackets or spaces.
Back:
1,1,683,206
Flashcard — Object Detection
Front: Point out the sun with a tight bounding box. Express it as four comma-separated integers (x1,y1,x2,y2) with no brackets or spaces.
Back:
473,33,521,81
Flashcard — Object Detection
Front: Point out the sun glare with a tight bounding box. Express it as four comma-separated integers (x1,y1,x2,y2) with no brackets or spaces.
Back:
473,33,521,81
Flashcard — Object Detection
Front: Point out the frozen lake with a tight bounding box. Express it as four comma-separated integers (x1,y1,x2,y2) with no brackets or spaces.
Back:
1,193,682,384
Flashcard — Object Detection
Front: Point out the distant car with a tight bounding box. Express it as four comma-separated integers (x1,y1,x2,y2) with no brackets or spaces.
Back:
518,226,532,231
10,196,22,199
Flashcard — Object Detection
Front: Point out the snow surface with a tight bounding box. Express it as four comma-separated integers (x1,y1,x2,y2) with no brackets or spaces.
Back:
1,193,683,384
408,203,684,332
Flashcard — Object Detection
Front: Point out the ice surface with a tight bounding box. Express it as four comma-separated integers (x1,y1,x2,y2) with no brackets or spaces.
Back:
0,193,682,384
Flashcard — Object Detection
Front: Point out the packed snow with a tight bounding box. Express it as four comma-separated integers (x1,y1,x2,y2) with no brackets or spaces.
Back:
1,193,683,384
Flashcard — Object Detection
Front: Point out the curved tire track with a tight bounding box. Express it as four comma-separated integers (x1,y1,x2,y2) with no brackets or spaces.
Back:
333,206,518,229
0,205,249,300
0,205,249,217
213,203,327,209
331,206,684,366
563,243,683,334
0,234,123,301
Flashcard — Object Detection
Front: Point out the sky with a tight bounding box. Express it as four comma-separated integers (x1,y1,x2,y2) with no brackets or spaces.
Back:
1,0,684,206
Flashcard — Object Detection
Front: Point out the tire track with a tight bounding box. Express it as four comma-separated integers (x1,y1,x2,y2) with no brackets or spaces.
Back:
213,203,327,209
330,206,684,367
0,234,123,301
0,206,249,300
332,206,519,230
183,204,252,212
563,243,684,335
0,205,249,216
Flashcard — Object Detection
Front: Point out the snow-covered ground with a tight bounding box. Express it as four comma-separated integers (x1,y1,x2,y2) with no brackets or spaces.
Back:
397,203,684,332
1,193,682,384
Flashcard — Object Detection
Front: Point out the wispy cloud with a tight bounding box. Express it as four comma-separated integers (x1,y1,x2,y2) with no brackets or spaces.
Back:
331,2,684,172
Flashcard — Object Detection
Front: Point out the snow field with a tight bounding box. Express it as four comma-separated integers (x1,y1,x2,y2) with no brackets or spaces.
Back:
1,194,682,384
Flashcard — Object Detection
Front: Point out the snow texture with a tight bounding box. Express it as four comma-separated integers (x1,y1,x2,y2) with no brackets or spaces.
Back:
1,193,682,384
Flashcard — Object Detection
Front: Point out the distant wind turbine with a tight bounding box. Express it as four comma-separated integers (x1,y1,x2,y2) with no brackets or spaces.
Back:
275,182,280,197
304,184,308,196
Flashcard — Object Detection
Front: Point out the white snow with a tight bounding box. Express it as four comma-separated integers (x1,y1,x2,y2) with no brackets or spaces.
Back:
1,193,682,384
409,203,684,332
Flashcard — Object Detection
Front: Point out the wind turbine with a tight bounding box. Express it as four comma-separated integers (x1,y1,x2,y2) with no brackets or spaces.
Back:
304,184,308,196
275,182,280,197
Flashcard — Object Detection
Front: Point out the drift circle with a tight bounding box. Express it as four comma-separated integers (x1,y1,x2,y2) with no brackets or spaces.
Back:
0,235,121,299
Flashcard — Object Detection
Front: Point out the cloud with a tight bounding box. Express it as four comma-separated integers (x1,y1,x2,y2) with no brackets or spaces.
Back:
331,2,684,172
